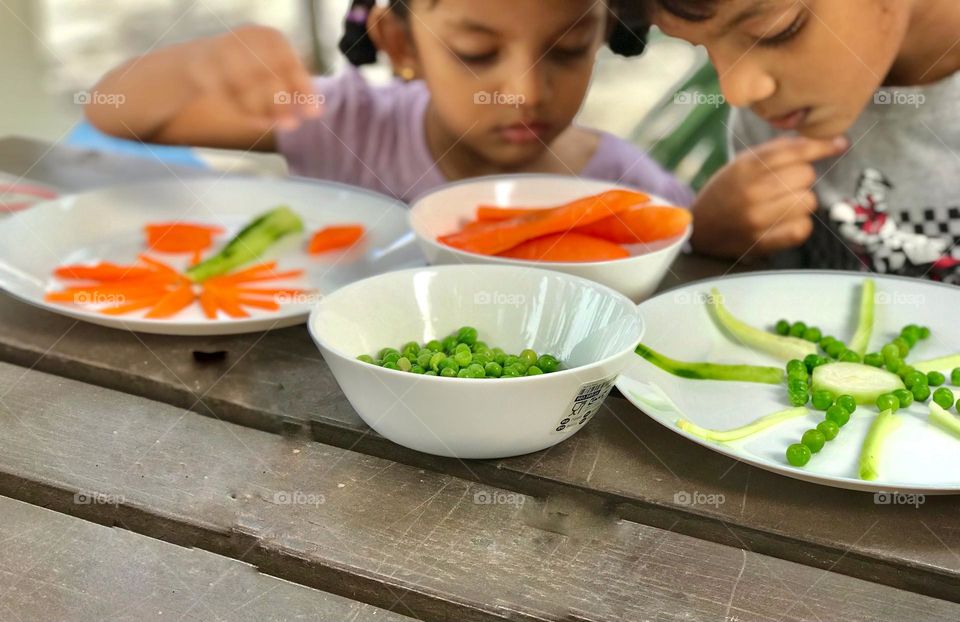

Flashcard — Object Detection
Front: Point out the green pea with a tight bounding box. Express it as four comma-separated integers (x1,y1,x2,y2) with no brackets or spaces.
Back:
466,363,485,378
786,443,812,467
397,357,412,372
863,353,884,368
417,352,434,368
892,389,914,408
383,362,400,371
484,362,503,378
835,395,857,414
775,319,791,335
881,344,901,361
825,404,851,427
903,370,927,389
456,326,478,346
410,365,425,374
457,368,470,378
472,341,489,353
876,393,899,412
424,370,438,376
382,352,401,365
526,366,544,376
425,340,442,352
839,350,861,363
891,337,910,357
933,388,955,409
804,354,826,372
519,349,538,366
912,384,931,402
886,358,903,374
402,341,420,355
919,326,931,339
801,429,826,453
378,347,400,360
953,368,960,386
811,390,834,411
501,367,521,378
357,354,375,364
817,420,840,441
430,352,446,371
819,336,837,350
537,354,560,373
453,350,473,367
788,389,809,407
438,358,460,373
900,327,920,347
493,353,507,366
897,365,917,380
503,355,519,368
802,327,822,343
786,360,807,378
789,322,807,338
927,371,946,387
472,352,492,366
441,335,457,353
826,341,846,358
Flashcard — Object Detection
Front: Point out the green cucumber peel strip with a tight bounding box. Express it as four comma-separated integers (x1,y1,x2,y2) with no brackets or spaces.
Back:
708,288,817,361
914,354,960,375
186,206,304,283
848,279,875,357
677,407,808,443
929,402,960,441
635,343,785,385
811,362,905,405
858,408,900,481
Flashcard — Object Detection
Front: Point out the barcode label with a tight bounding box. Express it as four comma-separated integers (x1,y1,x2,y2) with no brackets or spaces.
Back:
553,377,616,434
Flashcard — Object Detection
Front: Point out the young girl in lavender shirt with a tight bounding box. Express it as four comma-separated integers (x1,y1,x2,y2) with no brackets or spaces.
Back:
86,0,694,205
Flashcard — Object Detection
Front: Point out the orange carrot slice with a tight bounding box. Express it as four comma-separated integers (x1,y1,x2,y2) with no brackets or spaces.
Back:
439,190,647,256
476,192,651,222
100,295,167,316
204,287,249,318
231,287,310,297
144,281,196,319
210,270,304,285
308,225,365,254
199,288,219,320
54,263,156,282
234,297,280,311
145,222,223,254
576,206,692,244
498,233,630,262
205,262,279,285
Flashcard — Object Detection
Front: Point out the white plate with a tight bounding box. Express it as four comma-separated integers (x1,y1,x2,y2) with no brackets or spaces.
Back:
0,177,424,335
617,271,960,494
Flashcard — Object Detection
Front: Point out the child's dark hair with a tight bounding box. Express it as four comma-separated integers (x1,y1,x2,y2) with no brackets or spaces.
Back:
339,0,650,66
650,0,716,22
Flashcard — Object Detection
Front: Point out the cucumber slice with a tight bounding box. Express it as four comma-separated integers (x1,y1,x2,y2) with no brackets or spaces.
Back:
929,402,960,441
708,288,817,361
848,279,875,357
677,407,809,443
914,354,960,375
635,344,785,385
811,362,905,405
859,409,900,481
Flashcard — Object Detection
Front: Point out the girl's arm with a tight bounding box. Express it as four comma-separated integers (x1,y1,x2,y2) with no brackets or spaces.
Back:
85,25,319,152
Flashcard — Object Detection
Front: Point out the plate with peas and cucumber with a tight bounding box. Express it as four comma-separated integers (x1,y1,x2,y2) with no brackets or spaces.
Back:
616,271,960,493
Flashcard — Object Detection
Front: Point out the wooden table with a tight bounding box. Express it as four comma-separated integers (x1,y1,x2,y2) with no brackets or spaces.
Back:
1,136,958,621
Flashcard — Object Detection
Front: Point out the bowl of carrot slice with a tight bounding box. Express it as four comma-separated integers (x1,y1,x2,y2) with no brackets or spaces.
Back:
409,175,692,302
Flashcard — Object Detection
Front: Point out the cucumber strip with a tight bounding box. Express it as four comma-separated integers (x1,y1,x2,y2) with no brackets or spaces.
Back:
635,344,785,384
848,279,875,356
677,407,808,443
929,402,960,441
811,362,904,405
858,409,900,481
708,288,817,361
914,354,960,375
186,206,304,283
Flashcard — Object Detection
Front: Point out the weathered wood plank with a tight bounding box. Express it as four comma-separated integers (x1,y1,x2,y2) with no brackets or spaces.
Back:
0,495,415,622
1,292,959,603
0,362,957,622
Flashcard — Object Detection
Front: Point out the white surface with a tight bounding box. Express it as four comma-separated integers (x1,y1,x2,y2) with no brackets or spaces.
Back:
617,271,960,494
309,265,644,459
409,174,690,303
0,177,424,335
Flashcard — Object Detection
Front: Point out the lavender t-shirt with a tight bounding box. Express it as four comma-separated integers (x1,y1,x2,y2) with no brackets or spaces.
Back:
277,67,693,205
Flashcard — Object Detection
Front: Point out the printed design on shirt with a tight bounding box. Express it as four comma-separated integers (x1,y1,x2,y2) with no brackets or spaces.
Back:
829,168,960,283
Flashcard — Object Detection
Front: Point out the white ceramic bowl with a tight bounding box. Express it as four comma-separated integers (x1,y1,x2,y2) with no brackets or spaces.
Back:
409,175,691,303
308,265,644,459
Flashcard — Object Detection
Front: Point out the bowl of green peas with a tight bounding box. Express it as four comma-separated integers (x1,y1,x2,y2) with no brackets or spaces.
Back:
308,265,644,458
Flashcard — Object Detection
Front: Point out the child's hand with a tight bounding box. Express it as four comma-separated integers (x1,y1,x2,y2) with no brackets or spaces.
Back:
86,25,318,149
691,136,849,259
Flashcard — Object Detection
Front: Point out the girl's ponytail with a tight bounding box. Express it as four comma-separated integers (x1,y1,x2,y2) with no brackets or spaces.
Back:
339,0,379,66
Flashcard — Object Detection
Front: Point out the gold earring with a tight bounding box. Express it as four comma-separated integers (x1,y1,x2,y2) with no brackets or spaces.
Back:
399,66,416,81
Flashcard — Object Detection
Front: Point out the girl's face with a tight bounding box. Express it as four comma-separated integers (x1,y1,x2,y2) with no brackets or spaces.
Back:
655,0,913,138
406,0,609,167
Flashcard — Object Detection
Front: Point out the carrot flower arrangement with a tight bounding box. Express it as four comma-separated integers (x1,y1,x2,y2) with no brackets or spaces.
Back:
46,206,366,320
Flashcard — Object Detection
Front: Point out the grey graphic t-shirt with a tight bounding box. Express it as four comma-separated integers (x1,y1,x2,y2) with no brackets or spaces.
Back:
730,71,960,284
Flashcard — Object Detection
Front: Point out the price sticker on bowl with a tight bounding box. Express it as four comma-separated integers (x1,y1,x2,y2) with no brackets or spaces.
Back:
553,376,617,434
